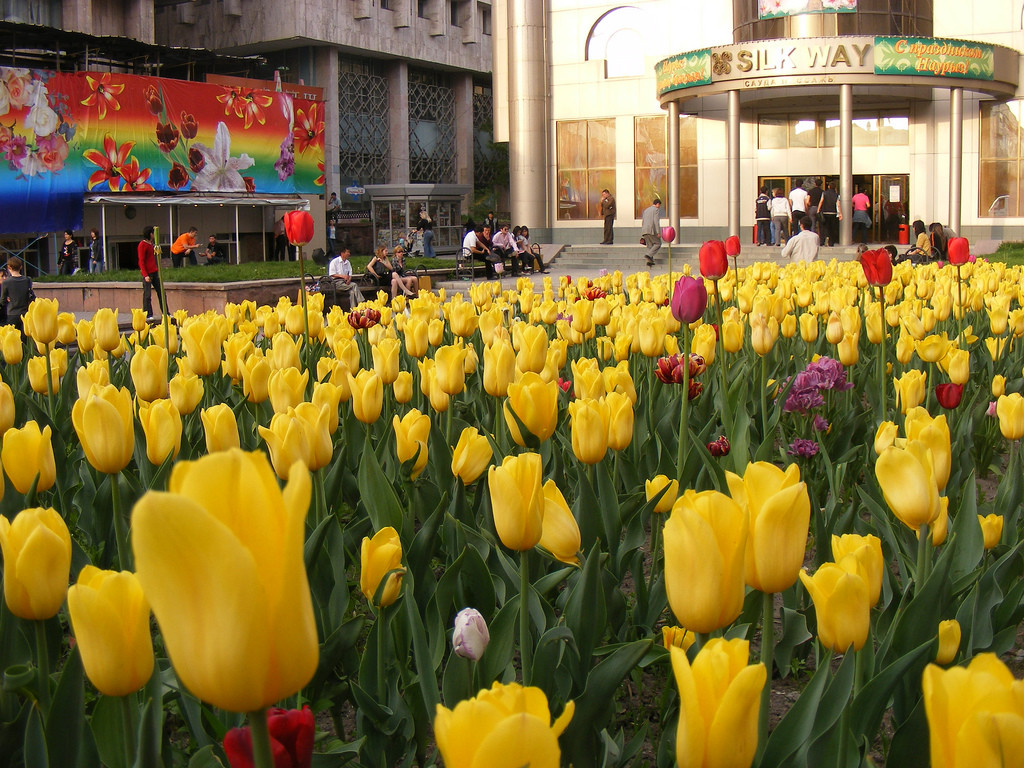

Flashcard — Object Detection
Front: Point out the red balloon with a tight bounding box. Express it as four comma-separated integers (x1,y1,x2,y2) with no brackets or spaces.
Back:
725,235,741,257
283,210,315,247
698,240,728,280
947,237,970,265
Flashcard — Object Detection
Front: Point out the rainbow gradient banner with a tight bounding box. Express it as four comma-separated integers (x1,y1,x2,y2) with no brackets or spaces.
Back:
0,67,324,234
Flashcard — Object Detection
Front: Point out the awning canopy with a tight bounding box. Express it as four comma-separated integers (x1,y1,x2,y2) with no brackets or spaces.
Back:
85,194,309,209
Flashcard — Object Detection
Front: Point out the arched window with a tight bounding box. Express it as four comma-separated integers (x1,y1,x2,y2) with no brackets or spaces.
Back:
586,7,646,78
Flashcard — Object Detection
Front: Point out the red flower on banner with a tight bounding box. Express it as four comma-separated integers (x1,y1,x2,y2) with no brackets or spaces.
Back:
314,159,325,187
121,157,154,192
168,162,190,190
217,87,244,119
238,90,274,130
293,103,325,154
84,135,135,191
142,85,163,115
80,73,125,120
155,121,180,153
188,146,205,173
180,112,199,140
243,176,255,193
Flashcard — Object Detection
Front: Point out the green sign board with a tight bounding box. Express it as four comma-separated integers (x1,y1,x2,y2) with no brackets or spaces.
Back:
656,49,712,96
874,37,994,80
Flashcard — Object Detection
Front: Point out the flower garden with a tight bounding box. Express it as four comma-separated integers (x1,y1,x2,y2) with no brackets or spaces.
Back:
1,225,1023,768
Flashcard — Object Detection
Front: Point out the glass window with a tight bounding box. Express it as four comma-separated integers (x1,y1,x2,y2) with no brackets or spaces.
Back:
633,115,699,219
789,119,817,148
758,117,787,149
879,116,909,146
450,0,460,26
556,119,615,220
980,102,1023,217
852,116,879,146
821,118,839,148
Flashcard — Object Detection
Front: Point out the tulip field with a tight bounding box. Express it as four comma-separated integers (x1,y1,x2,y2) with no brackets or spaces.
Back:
2,239,1024,768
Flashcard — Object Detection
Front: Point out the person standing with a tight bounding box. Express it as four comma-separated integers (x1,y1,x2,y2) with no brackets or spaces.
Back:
754,187,771,246
483,211,498,234
781,216,820,263
820,182,839,246
86,228,104,273
788,183,809,234
806,178,824,235
0,257,33,332
58,230,78,275
138,226,166,321
599,189,616,244
328,247,364,307
769,189,791,245
422,222,436,259
852,188,872,244
171,227,199,267
640,198,662,267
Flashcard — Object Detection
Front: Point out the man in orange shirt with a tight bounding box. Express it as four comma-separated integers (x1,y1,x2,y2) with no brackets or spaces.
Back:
170,227,198,267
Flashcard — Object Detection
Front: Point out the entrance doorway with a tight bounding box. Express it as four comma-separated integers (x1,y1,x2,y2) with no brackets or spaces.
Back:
757,174,910,243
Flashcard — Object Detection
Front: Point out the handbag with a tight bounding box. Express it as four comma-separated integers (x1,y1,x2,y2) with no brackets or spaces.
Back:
416,266,432,291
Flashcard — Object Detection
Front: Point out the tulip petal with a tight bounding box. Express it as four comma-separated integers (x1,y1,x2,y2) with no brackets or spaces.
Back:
670,645,708,768
705,664,767,768
468,712,561,768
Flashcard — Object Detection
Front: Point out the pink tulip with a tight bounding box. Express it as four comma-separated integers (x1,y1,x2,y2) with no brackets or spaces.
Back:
661,226,676,242
671,276,708,324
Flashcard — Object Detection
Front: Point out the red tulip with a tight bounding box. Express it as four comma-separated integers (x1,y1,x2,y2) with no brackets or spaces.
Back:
671,276,708,324
724,235,741,257
224,706,315,768
707,435,730,456
936,383,964,409
861,248,893,287
283,210,315,247
947,237,970,265
698,240,728,280
661,225,676,242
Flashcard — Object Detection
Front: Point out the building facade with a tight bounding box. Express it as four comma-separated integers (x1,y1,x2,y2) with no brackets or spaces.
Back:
496,0,1024,246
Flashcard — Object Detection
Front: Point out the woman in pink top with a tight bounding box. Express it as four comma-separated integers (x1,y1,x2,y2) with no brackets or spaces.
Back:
851,189,871,244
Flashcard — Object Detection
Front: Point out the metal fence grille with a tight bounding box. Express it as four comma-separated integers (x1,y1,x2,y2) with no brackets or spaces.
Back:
408,70,456,183
338,58,391,185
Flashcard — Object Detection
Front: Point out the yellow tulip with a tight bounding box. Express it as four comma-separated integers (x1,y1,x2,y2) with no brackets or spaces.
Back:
992,374,1006,398
1,327,23,364
68,566,154,696
780,313,797,339
74,360,109,401
348,369,384,424
488,453,544,551
483,339,516,398
372,337,401,385
393,409,430,480
131,449,318,712
404,317,429,358
571,358,604,401
75,319,95,353
996,393,1024,440
722,317,744,353
1,421,56,494
130,308,148,333
428,317,445,346
568,398,609,465
27,351,62,395
451,427,492,485
0,382,12,436
670,639,766,768
0,507,71,620
450,301,479,338
985,336,1008,362
945,348,970,385
905,407,951,491
646,475,679,514
169,370,204,416
504,372,558,446
138,399,182,466
360,526,404,607
978,514,1004,549
825,311,844,344
750,314,778,356
268,367,309,415
661,625,695,651
837,331,859,366
922,654,1024,768
894,369,927,413
875,443,941,531
201,404,240,453
726,461,810,594
798,313,818,343
831,533,883,606
935,619,961,665
638,315,666,357
72,385,135,474
874,421,898,454
664,490,748,634
539,480,581,566
895,327,915,364
258,409,313,477
24,297,59,345
180,318,227,376
513,324,548,374
393,371,413,404
916,333,952,363
311,381,343,434
268,331,302,372
241,351,271,404
434,681,574,768
799,563,870,652
92,308,121,352
434,344,467,396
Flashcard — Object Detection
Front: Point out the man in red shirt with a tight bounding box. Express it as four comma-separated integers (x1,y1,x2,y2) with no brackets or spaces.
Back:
138,226,166,321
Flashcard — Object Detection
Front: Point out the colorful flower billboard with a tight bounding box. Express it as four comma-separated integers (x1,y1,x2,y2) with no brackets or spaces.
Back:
0,67,324,234
758,0,857,20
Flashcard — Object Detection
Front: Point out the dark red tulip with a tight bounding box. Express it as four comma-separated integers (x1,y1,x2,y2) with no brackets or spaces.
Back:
947,237,970,266
671,275,708,324
936,383,964,409
861,248,893,287
284,210,314,246
142,85,163,115
724,235,741,257
188,146,205,173
180,112,199,140
167,162,189,190
224,706,314,768
707,435,730,456
698,240,728,280
155,121,180,153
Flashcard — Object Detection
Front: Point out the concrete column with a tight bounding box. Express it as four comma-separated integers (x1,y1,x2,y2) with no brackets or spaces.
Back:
667,101,680,244
454,73,475,209
388,61,410,184
126,0,155,43
839,83,853,246
949,87,963,234
507,0,548,227
317,51,341,204
728,89,740,240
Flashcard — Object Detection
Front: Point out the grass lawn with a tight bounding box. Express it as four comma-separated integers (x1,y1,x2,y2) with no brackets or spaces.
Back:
993,242,1024,266
34,256,458,283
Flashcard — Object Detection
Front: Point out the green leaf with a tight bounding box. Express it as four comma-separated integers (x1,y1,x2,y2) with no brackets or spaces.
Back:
477,601,517,686
441,654,472,709
565,551,607,682
310,739,365,766
357,444,404,534
133,668,164,768
187,745,226,768
45,646,83,768
756,649,832,767
773,607,812,678
849,638,932,742
24,706,48,768
885,697,930,768
402,572,442,722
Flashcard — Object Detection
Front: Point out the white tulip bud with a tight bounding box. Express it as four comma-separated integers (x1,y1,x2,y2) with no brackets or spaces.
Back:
452,607,490,661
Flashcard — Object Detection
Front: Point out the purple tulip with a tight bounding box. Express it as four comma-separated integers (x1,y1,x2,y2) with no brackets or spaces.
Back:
671,275,708,324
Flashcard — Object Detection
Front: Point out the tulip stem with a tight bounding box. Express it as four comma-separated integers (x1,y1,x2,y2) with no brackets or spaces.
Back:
519,550,532,685
376,605,387,702
758,590,774,759
713,284,731,434
649,512,662,591
34,620,50,714
676,324,690,483
877,287,887,422
247,709,275,768
120,694,135,768
446,401,453,446
759,354,769,446
917,522,931,588
43,342,55,422
297,245,311,361
110,472,131,571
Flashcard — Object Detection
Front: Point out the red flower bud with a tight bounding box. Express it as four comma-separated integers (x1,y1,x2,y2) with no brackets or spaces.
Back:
947,237,970,266
224,706,315,768
707,435,730,456
284,210,315,247
168,162,190,190
724,235,741,257
936,382,964,409
698,240,728,280
155,121,180,153
860,248,893,287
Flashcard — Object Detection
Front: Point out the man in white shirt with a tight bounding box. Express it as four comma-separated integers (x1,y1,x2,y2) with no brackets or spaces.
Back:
492,224,524,273
789,184,809,233
781,216,820,263
327,247,364,307
463,225,496,278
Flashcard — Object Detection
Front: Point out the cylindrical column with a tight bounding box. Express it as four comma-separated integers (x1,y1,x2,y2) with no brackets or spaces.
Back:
728,89,740,240
668,101,680,244
508,0,548,228
839,83,853,246
949,87,964,234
